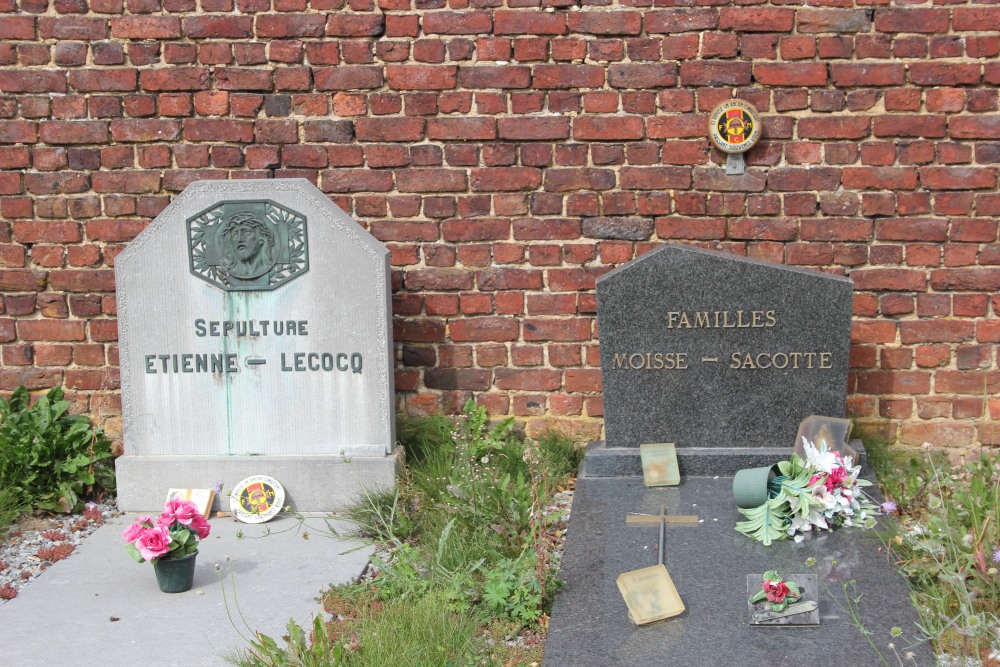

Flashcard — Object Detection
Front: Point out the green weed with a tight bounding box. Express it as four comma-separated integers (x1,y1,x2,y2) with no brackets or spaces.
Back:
0,385,114,514
866,436,1000,663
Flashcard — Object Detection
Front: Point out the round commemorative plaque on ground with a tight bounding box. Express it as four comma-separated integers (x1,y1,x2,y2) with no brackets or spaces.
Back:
230,475,285,524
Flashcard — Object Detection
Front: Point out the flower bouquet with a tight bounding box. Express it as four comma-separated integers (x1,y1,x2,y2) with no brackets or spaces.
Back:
735,439,877,546
124,499,211,592
123,498,211,563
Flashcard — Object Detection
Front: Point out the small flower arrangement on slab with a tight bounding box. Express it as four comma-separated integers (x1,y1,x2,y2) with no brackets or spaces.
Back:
123,498,211,563
735,439,878,546
748,570,801,612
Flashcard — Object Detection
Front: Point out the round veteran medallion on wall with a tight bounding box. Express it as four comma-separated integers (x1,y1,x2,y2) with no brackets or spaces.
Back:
230,475,285,523
708,100,762,155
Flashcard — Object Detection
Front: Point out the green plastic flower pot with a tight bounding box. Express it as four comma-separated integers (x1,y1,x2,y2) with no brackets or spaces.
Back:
152,550,197,593
732,465,779,509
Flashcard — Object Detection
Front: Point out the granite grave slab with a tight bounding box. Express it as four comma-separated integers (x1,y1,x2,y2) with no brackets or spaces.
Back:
543,475,934,667
115,179,397,511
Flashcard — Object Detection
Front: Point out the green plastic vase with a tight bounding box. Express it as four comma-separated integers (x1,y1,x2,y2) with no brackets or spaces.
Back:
152,550,198,593
732,465,779,509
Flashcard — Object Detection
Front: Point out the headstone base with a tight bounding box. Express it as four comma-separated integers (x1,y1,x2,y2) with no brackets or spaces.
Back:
582,440,866,478
115,448,401,512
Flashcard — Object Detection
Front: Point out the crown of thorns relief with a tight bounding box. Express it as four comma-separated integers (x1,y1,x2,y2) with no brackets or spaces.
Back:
186,200,309,292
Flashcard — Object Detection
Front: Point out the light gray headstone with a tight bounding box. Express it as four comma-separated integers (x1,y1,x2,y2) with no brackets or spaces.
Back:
115,179,397,511
596,244,852,451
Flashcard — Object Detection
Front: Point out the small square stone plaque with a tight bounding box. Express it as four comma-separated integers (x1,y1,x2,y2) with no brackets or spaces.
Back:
747,573,820,627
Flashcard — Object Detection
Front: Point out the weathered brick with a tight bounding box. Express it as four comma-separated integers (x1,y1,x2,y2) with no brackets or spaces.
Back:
111,16,181,38
385,65,457,91
494,10,566,36
314,66,383,90
457,66,531,89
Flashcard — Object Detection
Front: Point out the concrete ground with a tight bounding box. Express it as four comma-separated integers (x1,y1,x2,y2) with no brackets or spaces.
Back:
0,513,372,666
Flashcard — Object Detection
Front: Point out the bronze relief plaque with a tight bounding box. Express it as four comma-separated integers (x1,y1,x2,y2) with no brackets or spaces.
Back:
187,199,309,291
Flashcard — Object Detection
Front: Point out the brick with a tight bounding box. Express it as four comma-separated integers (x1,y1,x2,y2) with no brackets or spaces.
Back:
0,121,38,144
321,169,392,193
495,368,561,391
139,68,209,91
470,167,541,192
498,117,569,141
950,116,1000,140
533,65,604,89
544,168,616,192
767,167,840,192
754,63,828,87
608,64,677,89
494,10,566,36
451,317,519,342
325,13,384,36
567,10,641,36
39,121,108,145
68,69,138,93
910,63,981,87
874,9,949,34
0,71,67,94
679,62,751,86
830,64,904,87
423,11,491,35
395,168,464,193
645,9,718,34
477,267,543,290
314,66,383,90
573,116,644,142
38,17,108,40
720,8,794,32
182,15,253,38
930,268,1000,291
255,13,326,37
873,116,946,138
386,65,457,90
111,16,181,38
842,167,918,191
458,66,531,89
18,320,86,342
0,16,36,39
920,167,996,191
797,9,871,34
797,117,870,140
216,68,273,91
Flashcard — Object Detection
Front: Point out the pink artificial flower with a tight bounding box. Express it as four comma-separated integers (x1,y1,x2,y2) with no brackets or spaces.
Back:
825,466,849,493
160,498,200,527
763,579,790,604
190,513,211,540
136,526,173,561
122,515,152,544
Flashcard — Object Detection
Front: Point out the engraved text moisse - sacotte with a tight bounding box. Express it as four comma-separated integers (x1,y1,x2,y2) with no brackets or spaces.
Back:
611,310,834,371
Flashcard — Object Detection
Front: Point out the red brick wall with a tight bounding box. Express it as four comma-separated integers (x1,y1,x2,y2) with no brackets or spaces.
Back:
1,1,998,450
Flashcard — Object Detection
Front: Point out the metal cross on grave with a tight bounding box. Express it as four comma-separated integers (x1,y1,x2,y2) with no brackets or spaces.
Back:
626,505,699,559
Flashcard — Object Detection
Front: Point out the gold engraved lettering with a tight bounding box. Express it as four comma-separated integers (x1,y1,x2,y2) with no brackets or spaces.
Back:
729,351,833,370
613,352,688,370
668,310,778,330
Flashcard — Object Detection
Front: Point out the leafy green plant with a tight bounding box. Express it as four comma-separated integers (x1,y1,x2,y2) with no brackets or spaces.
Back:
483,552,544,625
229,616,345,667
0,486,27,533
0,386,114,513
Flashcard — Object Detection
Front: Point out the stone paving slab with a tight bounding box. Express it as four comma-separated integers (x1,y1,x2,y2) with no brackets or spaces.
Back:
0,513,371,667
543,476,934,667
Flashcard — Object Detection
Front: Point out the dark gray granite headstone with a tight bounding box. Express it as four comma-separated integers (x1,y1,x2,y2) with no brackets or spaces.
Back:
597,244,852,450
